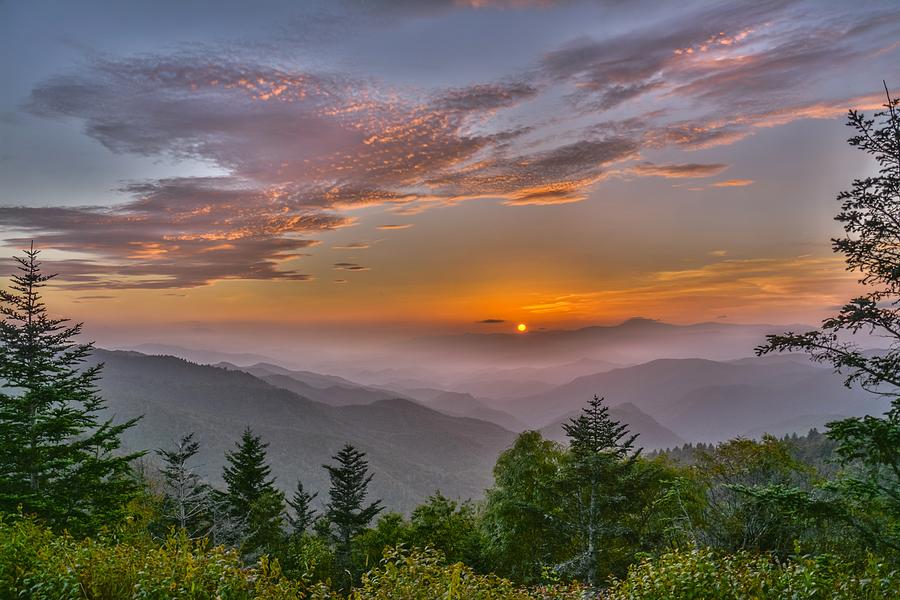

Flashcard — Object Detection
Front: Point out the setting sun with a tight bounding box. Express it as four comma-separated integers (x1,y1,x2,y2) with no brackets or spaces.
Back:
516,323,527,333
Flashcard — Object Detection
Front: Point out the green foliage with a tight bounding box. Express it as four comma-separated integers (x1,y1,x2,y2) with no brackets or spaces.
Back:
324,444,383,584
608,547,899,600
482,431,570,583
554,395,647,585
484,422,689,586
756,89,900,557
288,478,318,536
221,427,279,518
408,493,487,569
0,247,142,536
277,533,337,588
691,436,820,555
0,516,317,600
156,433,213,539
353,512,411,573
350,546,586,600
219,427,285,557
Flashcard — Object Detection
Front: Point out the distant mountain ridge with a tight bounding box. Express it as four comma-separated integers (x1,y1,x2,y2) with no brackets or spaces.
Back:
501,356,891,443
391,318,818,368
89,349,517,513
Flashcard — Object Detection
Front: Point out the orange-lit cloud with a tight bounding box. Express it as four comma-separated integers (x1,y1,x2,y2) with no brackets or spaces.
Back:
630,162,729,179
521,255,860,322
711,179,754,188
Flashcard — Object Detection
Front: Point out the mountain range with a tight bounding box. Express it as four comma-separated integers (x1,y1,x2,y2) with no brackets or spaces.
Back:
90,350,515,513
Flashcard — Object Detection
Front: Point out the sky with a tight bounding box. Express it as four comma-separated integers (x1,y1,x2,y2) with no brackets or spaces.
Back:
1,0,899,348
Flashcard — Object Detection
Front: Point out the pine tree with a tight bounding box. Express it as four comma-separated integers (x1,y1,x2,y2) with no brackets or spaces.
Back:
220,427,277,517
555,395,641,587
323,444,383,578
287,479,317,536
156,433,212,539
219,427,284,555
0,245,141,535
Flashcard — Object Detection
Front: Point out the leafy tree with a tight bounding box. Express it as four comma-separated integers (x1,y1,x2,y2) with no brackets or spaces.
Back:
352,512,410,574
287,478,318,536
219,427,284,556
156,433,212,539
756,85,900,556
408,492,487,569
483,431,569,583
555,395,641,586
0,246,141,535
323,444,383,582
692,436,818,555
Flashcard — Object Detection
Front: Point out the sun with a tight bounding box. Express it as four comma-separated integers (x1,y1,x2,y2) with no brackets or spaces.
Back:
516,323,527,333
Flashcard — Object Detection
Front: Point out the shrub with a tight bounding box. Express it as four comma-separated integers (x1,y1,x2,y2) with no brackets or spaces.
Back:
350,546,589,600
607,548,899,600
0,517,318,599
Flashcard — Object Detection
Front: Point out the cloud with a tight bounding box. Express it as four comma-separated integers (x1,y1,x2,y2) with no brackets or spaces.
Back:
434,81,539,111
520,255,860,320
711,179,754,188
426,136,639,205
332,242,372,250
477,318,505,323
333,262,370,271
377,224,414,230
13,1,900,291
0,178,346,289
630,162,729,179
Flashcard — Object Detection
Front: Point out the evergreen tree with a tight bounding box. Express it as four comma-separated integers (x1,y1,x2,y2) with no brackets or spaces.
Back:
555,395,641,587
323,444,383,579
0,245,141,535
219,427,284,556
220,427,277,517
156,433,212,539
287,479,317,536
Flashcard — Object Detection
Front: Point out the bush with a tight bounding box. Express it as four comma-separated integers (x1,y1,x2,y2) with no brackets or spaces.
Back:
607,548,899,600
350,546,587,600
0,517,320,599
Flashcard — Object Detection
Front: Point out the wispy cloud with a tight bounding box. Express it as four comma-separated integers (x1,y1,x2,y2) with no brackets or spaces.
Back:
521,255,859,320
630,162,729,179
710,179,755,188
376,224,414,230
8,0,899,291
334,262,370,271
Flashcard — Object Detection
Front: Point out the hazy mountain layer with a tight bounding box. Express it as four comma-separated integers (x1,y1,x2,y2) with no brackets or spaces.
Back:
90,350,516,513
503,357,890,442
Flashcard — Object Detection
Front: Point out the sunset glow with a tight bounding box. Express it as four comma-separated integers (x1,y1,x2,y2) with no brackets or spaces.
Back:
1,0,897,349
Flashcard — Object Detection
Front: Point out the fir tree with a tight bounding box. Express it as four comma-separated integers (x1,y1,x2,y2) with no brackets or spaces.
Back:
156,433,212,539
323,444,383,578
219,427,284,555
220,427,277,517
0,245,141,535
287,479,317,536
555,395,641,587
